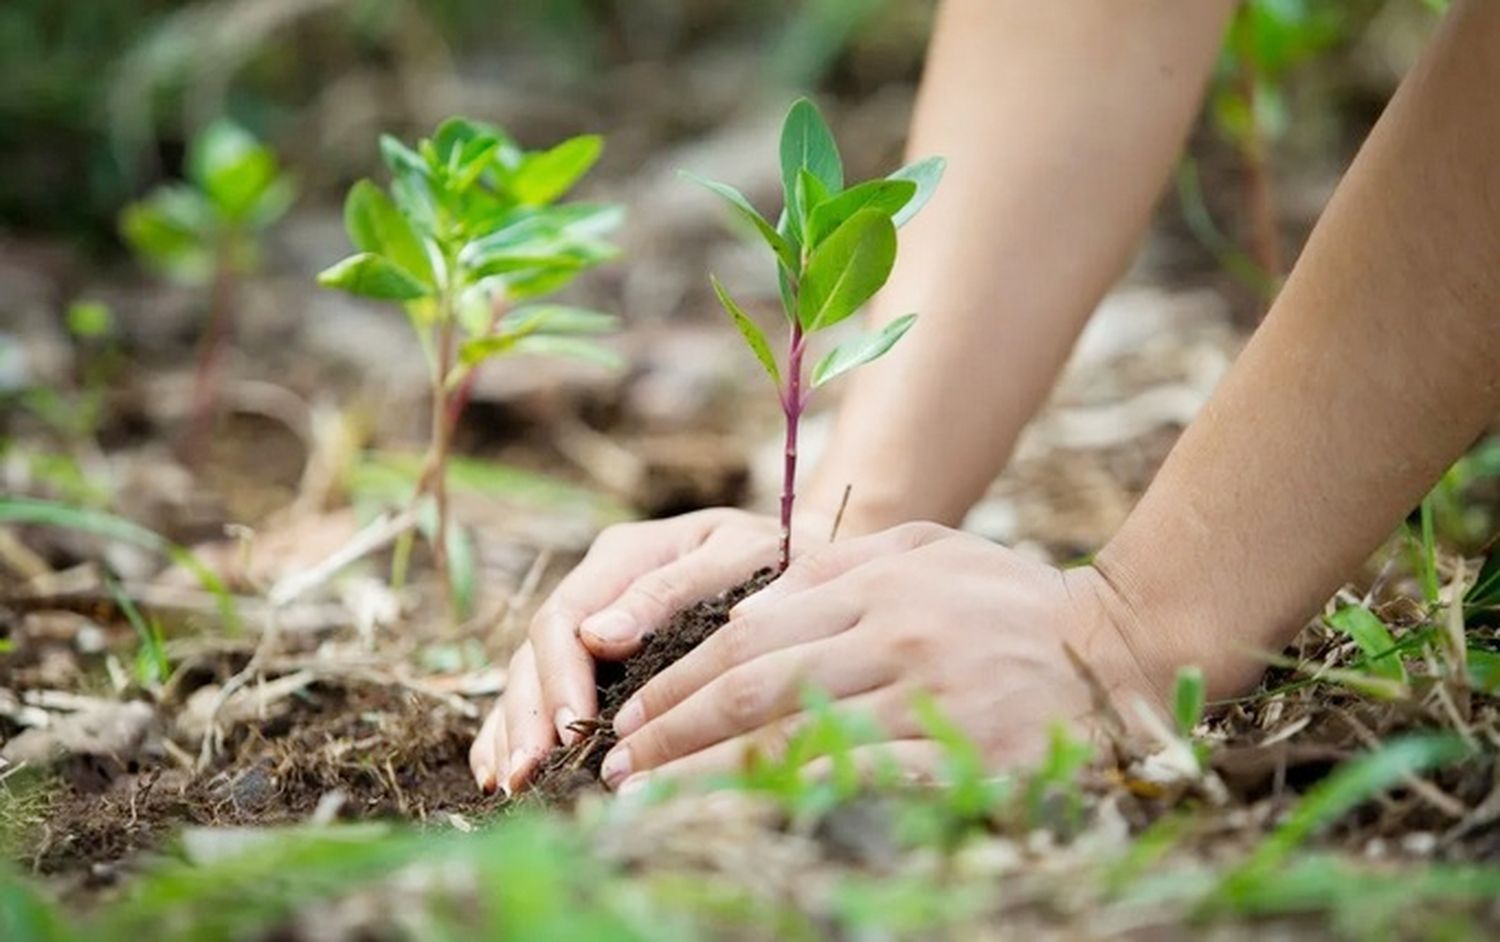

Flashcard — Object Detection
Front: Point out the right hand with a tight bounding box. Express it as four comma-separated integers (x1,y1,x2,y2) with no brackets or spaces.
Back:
468,507,833,795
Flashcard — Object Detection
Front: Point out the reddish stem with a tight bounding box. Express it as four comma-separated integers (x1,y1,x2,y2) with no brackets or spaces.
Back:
1236,46,1283,291
778,320,806,573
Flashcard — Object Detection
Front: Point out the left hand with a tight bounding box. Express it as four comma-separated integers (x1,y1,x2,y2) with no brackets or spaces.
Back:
599,522,1180,792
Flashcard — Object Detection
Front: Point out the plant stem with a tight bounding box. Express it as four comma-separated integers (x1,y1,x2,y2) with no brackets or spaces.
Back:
1236,55,1284,292
778,320,806,573
183,237,235,462
430,314,456,619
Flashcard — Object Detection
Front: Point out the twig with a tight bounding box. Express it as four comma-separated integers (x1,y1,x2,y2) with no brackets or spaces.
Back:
267,509,417,607
828,484,853,543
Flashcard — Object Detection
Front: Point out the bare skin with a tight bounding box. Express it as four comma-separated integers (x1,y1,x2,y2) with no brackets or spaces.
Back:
472,0,1500,794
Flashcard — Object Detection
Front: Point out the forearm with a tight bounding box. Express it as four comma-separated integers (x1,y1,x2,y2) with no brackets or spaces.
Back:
1095,0,1500,695
805,0,1234,531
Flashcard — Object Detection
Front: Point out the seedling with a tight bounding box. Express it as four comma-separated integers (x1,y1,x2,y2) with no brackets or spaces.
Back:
1188,0,1343,298
318,117,622,614
120,120,294,454
687,98,943,570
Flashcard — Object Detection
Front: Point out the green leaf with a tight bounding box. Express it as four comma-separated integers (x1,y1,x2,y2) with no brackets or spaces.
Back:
1225,735,1470,890
1465,549,1500,623
380,134,429,180
511,334,623,369
187,119,281,222
797,209,897,331
809,313,915,388
681,172,798,274
65,300,113,339
1468,649,1500,693
780,97,843,211
887,156,946,227
501,305,617,336
317,253,431,300
119,186,215,282
806,178,917,246
343,180,433,286
1327,605,1407,685
711,275,780,386
1172,666,1206,736
512,135,603,206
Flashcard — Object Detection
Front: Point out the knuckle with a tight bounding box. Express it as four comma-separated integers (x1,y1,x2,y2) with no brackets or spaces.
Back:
719,670,768,726
628,570,686,613
893,521,945,549
632,720,677,769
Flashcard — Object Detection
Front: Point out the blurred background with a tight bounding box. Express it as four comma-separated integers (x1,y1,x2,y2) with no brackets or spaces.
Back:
1,0,1486,607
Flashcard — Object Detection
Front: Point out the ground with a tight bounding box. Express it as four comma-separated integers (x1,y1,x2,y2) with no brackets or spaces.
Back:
2,4,1498,937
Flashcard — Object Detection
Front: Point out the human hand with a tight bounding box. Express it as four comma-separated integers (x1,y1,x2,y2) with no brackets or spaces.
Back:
597,523,1193,792
468,506,835,795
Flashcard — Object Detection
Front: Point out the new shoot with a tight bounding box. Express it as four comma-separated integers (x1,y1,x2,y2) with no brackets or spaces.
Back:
686,98,943,570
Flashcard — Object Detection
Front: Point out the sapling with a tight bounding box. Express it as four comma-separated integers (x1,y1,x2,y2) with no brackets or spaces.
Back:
318,117,622,613
120,120,295,454
687,98,943,571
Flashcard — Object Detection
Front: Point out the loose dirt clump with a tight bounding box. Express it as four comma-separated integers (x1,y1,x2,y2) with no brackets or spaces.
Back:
530,569,776,799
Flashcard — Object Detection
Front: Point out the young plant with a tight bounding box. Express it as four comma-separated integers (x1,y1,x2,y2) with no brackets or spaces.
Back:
317,117,622,614
120,120,294,454
687,98,943,571
1195,0,1343,296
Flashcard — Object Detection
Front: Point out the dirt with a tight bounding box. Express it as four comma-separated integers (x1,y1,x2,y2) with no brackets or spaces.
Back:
15,680,499,891
529,569,776,800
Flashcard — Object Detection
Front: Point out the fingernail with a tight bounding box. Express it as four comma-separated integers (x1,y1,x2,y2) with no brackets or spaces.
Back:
580,609,639,644
600,745,633,789
555,707,580,745
505,748,529,793
618,773,649,797
613,697,645,738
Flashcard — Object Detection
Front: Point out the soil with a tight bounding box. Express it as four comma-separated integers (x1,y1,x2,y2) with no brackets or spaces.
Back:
15,680,499,891
529,569,776,800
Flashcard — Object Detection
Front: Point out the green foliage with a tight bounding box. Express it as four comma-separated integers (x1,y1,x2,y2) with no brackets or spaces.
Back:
119,120,292,283
0,497,236,632
690,97,944,392
1172,665,1207,736
64,300,113,340
1326,605,1408,686
319,117,620,382
1218,734,1471,901
319,117,621,614
107,576,171,688
1212,0,1345,149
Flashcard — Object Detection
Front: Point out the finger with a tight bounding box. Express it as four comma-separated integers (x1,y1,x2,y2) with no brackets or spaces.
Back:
603,646,912,788
502,644,553,794
733,522,947,618
578,532,774,659
609,686,927,791
613,585,863,738
532,519,715,744
468,698,507,794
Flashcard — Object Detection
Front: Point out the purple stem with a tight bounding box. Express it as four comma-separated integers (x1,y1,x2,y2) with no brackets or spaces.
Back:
778,320,806,572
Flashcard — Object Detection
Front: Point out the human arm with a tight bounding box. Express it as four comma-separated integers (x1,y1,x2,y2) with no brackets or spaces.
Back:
599,0,1500,786
471,0,1235,793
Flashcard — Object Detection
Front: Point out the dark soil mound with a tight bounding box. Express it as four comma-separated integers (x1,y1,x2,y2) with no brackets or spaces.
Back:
529,569,775,800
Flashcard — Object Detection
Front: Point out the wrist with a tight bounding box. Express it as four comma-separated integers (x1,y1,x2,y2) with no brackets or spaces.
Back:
1090,535,1269,700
